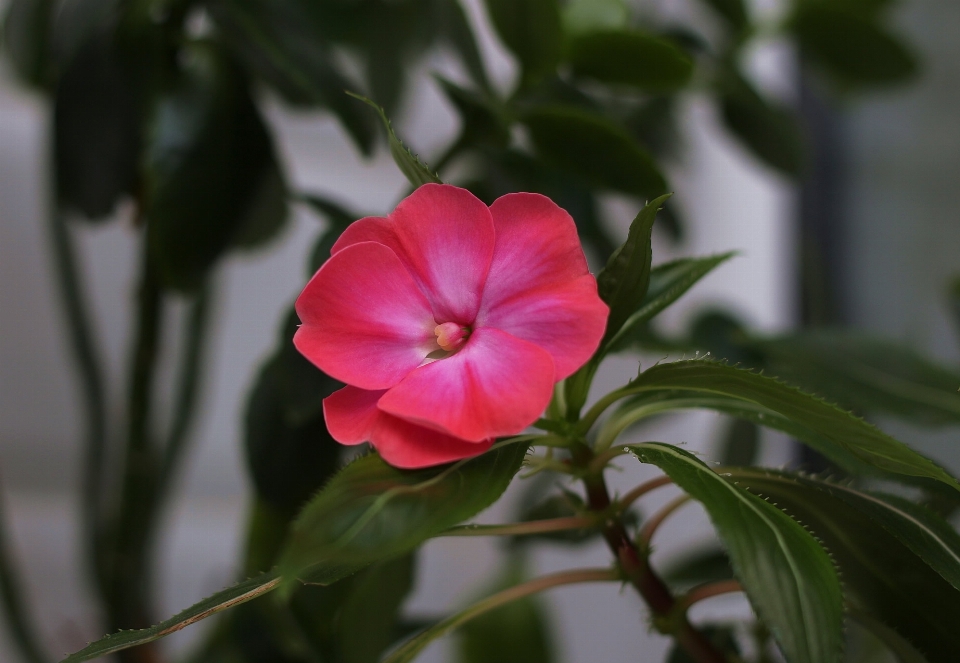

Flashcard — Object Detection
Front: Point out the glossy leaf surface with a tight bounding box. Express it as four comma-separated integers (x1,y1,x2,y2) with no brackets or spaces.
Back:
630,443,844,663
730,469,960,662
619,361,960,490
278,443,528,587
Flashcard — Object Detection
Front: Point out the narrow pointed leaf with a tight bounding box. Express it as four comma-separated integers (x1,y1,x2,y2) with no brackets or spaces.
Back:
629,443,844,663
617,361,960,491
278,443,528,589
597,194,672,347
60,573,281,662
607,253,735,351
348,92,442,187
729,469,960,662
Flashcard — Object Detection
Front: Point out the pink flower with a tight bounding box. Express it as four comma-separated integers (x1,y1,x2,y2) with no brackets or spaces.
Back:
294,184,608,468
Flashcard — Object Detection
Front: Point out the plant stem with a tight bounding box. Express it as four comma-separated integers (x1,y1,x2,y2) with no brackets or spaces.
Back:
580,465,727,663
441,516,599,537
47,208,109,588
616,476,674,511
676,580,743,613
0,479,51,663
638,495,692,548
105,245,165,660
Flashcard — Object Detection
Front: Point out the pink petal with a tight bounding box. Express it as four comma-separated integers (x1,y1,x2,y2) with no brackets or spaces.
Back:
323,385,384,445
295,242,437,390
332,184,495,324
477,193,609,379
378,327,555,442
323,385,492,468
478,276,608,379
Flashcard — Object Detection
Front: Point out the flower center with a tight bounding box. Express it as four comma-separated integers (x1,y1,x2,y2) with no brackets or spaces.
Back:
434,322,470,351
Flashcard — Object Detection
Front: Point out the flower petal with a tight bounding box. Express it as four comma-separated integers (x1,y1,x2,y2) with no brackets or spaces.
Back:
479,276,608,379
332,184,495,324
477,193,608,378
295,242,437,390
378,327,555,441
323,385,492,468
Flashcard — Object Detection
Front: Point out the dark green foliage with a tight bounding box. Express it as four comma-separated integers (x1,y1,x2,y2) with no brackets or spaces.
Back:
522,106,667,197
667,625,740,663
696,0,749,31
731,469,960,663
631,443,844,663
484,0,563,84
245,310,343,516
457,562,554,663
791,3,918,86
54,35,140,219
144,43,286,291
718,69,805,176
437,77,511,149
568,30,694,92
278,443,528,588
2,0,54,87
719,418,760,466
661,547,734,591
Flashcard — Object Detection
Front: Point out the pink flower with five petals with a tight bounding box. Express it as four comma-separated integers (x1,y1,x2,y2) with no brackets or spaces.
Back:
294,184,609,468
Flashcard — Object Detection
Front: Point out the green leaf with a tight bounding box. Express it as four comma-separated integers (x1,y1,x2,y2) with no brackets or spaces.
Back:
339,555,417,663
60,573,281,662
617,361,960,491
436,77,511,149
790,5,918,87
433,0,491,92
53,35,140,220
562,0,628,36
606,253,735,352
597,194,672,347
230,151,289,250
848,608,931,663
209,0,376,154
719,418,759,466
660,547,734,591
522,106,666,198
695,0,748,31
630,443,844,663
755,332,960,427
729,469,960,662
144,42,281,291
458,561,554,663
348,92,442,187
719,69,804,176
2,0,55,88
568,30,694,92
245,311,343,516
950,276,960,344
278,442,528,589
484,0,562,84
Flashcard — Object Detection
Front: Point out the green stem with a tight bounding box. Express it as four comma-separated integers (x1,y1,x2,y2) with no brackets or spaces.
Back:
105,244,165,647
580,461,727,663
0,479,51,663
158,282,212,492
47,208,109,588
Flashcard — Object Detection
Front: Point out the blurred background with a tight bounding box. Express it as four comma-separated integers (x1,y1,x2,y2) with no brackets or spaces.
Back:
1,0,957,661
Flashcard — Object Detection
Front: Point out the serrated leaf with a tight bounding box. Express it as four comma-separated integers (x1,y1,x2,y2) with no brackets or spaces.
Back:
719,69,804,176
522,106,666,198
629,443,844,663
756,332,960,426
144,42,280,291
615,361,960,491
606,253,735,352
60,573,281,662
597,194,672,347
484,0,562,84
729,469,960,662
568,30,694,92
348,92,442,187
278,443,528,589
790,4,917,87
